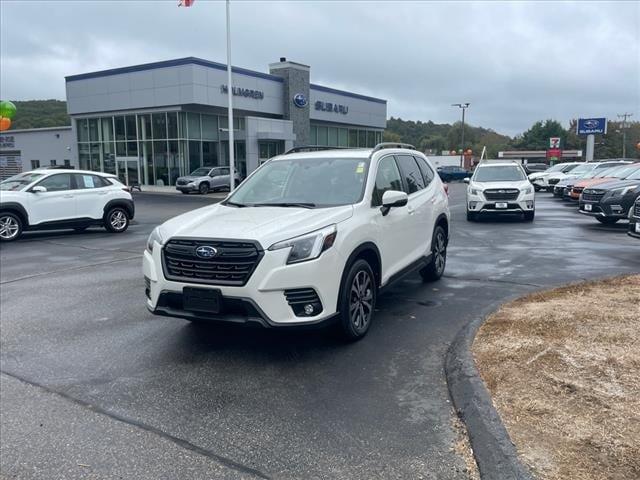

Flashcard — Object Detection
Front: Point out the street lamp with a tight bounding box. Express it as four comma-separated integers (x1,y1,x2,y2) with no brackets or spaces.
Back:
452,103,470,167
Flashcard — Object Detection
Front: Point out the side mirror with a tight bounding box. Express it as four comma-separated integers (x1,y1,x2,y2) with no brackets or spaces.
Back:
380,190,408,216
31,186,47,193
463,177,470,184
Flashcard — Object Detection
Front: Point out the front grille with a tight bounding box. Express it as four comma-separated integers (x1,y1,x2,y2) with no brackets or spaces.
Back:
162,238,263,286
572,186,584,194
548,178,560,185
582,191,605,202
635,202,640,217
483,189,520,201
176,179,188,186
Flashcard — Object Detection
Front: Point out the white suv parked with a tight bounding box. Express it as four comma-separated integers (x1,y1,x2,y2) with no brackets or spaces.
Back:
0,169,134,241
465,161,535,221
144,144,450,340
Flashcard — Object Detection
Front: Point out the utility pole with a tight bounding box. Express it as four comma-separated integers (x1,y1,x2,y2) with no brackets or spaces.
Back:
452,103,470,167
617,112,633,158
226,0,235,191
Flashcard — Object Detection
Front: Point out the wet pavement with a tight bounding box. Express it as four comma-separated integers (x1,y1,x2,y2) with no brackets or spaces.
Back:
1,185,638,479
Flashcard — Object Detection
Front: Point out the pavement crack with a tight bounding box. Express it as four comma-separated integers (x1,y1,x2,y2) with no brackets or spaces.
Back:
0,256,142,286
0,370,272,480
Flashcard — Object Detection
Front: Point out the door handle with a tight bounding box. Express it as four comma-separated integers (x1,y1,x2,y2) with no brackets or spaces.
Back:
64,194,74,198
98,191,108,195
407,206,415,214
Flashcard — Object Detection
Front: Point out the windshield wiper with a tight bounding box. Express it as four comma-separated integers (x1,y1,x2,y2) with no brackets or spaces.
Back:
222,200,247,208
251,202,316,208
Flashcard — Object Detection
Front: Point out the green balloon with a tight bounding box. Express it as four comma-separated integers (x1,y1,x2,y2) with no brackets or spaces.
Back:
0,101,17,119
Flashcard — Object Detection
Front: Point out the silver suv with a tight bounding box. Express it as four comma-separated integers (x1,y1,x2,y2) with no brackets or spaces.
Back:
175,167,243,194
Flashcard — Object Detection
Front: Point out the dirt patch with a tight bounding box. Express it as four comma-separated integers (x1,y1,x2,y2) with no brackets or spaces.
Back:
473,275,640,480
451,409,481,480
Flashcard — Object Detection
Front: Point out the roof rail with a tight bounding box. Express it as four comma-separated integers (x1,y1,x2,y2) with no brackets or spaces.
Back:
283,145,351,155
371,142,416,153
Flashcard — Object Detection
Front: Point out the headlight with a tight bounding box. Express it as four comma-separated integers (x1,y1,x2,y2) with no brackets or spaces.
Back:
523,187,533,195
469,188,481,196
146,227,164,253
269,224,337,264
610,185,638,197
188,182,196,186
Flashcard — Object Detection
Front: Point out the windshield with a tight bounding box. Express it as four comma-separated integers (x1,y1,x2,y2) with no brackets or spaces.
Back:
569,164,594,175
626,168,640,180
226,157,368,207
189,168,211,176
0,172,45,191
473,165,526,182
562,164,579,172
596,165,637,179
547,163,570,173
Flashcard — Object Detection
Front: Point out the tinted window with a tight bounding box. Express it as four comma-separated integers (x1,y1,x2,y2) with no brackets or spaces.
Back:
38,174,72,192
75,174,109,189
219,168,230,175
414,156,435,186
396,155,426,193
372,156,403,206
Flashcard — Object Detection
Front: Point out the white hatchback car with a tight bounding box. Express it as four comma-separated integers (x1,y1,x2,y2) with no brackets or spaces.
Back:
144,144,450,340
0,169,134,241
465,161,535,221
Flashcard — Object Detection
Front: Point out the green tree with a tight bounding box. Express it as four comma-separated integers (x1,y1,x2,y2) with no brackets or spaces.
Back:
513,119,567,150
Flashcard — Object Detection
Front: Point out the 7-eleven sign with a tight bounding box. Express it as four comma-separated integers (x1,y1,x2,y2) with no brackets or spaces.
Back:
549,137,561,149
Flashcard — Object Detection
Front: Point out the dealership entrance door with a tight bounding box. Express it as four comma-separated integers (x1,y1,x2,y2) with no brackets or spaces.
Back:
116,157,140,187
259,141,284,165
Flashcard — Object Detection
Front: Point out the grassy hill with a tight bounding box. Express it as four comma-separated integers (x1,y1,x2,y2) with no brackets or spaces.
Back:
8,100,70,130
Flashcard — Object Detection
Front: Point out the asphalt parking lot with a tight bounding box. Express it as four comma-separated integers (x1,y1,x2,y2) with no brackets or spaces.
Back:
1,185,638,480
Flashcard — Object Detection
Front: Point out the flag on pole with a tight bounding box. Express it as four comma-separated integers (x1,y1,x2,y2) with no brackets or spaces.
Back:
178,0,195,6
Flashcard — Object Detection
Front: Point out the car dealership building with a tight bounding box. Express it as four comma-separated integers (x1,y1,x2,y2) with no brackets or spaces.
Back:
60,57,387,187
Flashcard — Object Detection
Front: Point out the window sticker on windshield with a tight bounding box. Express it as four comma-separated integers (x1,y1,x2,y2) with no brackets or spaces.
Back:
356,162,365,174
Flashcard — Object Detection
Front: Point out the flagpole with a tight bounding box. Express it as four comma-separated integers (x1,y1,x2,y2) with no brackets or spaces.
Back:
225,0,235,192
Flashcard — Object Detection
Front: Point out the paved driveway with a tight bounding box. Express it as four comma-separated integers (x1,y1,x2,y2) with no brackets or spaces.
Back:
1,186,638,479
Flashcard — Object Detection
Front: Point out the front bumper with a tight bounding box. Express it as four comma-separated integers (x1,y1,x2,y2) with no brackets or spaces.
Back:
628,218,640,238
578,199,630,219
176,184,197,192
467,198,535,214
143,244,345,327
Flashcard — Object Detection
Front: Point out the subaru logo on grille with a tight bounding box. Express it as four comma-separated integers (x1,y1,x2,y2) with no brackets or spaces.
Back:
498,190,506,193
195,246,218,258
293,93,308,108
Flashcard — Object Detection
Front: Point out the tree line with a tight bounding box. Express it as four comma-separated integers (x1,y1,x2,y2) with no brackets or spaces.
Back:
6,100,638,160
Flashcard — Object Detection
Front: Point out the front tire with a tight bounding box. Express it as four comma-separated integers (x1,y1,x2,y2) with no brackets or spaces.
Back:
524,211,535,221
0,213,23,242
338,259,376,341
104,207,129,233
420,225,447,282
466,210,476,221
198,183,210,195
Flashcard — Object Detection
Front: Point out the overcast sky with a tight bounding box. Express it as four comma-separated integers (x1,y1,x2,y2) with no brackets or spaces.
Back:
1,0,638,136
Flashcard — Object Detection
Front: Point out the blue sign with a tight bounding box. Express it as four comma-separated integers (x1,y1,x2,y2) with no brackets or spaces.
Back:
293,93,308,108
577,118,607,135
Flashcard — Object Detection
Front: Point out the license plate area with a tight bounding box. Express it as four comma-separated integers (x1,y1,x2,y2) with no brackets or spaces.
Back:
635,223,640,233
495,202,508,209
584,204,592,211
183,287,221,314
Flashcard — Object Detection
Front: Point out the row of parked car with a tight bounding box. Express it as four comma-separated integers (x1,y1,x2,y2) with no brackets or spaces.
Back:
528,160,640,239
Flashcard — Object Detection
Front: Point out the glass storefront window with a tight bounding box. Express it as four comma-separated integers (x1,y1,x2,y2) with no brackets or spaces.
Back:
187,113,201,139
152,113,167,140
127,141,138,157
138,115,152,140
102,142,116,175
88,119,99,142
338,128,348,147
349,129,358,147
90,143,101,171
142,141,154,185
78,143,90,169
188,140,201,172
116,142,126,156
126,115,137,141
115,116,126,141
168,140,180,185
202,114,218,141
328,127,338,146
367,131,375,147
153,140,168,186
203,141,218,167
77,119,89,142
101,118,113,142
317,126,328,145
310,126,317,144
358,130,366,148
167,112,178,139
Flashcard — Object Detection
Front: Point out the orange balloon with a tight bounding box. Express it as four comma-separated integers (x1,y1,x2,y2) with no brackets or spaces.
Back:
0,117,10,131
636,141,640,150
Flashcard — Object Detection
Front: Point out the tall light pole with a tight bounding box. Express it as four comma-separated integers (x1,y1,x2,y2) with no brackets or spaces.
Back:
225,0,235,192
452,103,470,167
617,112,633,158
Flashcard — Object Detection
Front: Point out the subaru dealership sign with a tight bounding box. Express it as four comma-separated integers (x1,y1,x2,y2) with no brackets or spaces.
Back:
577,118,607,135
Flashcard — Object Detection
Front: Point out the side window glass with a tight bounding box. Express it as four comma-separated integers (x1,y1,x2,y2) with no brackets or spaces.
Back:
220,168,230,175
38,174,72,192
372,157,403,206
396,155,426,194
415,156,435,186
75,174,105,189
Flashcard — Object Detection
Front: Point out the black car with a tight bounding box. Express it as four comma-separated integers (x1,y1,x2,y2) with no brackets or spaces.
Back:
629,197,640,239
436,165,470,182
579,166,640,224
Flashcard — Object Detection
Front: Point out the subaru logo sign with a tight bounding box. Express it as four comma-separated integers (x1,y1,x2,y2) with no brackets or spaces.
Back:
583,119,599,129
577,117,606,135
293,93,308,108
195,246,218,258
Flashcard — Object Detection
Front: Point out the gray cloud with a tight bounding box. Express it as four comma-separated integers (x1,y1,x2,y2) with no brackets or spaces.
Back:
1,0,638,135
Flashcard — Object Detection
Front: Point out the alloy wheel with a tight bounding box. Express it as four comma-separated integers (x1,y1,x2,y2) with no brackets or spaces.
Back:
433,230,446,275
0,215,20,240
349,270,373,332
110,210,127,231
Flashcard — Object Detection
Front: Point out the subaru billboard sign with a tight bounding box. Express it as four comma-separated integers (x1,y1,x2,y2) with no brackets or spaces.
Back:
577,118,607,135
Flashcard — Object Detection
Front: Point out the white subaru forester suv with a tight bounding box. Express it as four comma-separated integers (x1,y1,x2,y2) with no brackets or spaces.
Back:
144,144,450,340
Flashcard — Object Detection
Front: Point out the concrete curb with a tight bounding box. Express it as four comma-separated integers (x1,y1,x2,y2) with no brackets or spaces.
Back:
445,300,534,480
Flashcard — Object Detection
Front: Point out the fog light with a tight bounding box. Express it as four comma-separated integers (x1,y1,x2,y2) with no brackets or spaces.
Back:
304,304,315,315
469,202,478,210
611,205,622,213
526,201,534,209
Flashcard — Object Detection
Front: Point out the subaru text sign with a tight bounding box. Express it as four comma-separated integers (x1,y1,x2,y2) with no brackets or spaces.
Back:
577,118,607,135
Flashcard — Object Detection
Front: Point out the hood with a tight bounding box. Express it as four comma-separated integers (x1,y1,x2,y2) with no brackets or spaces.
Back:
575,177,617,188
158,203,354,248
528,172,548,180
471,179,531,190
586,178,640,192
0,190,23,201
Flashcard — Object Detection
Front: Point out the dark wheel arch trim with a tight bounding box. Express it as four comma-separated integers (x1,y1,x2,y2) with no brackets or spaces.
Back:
337,242,382,312
434,213,449,244
103,199,135,219
0,202,29,226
